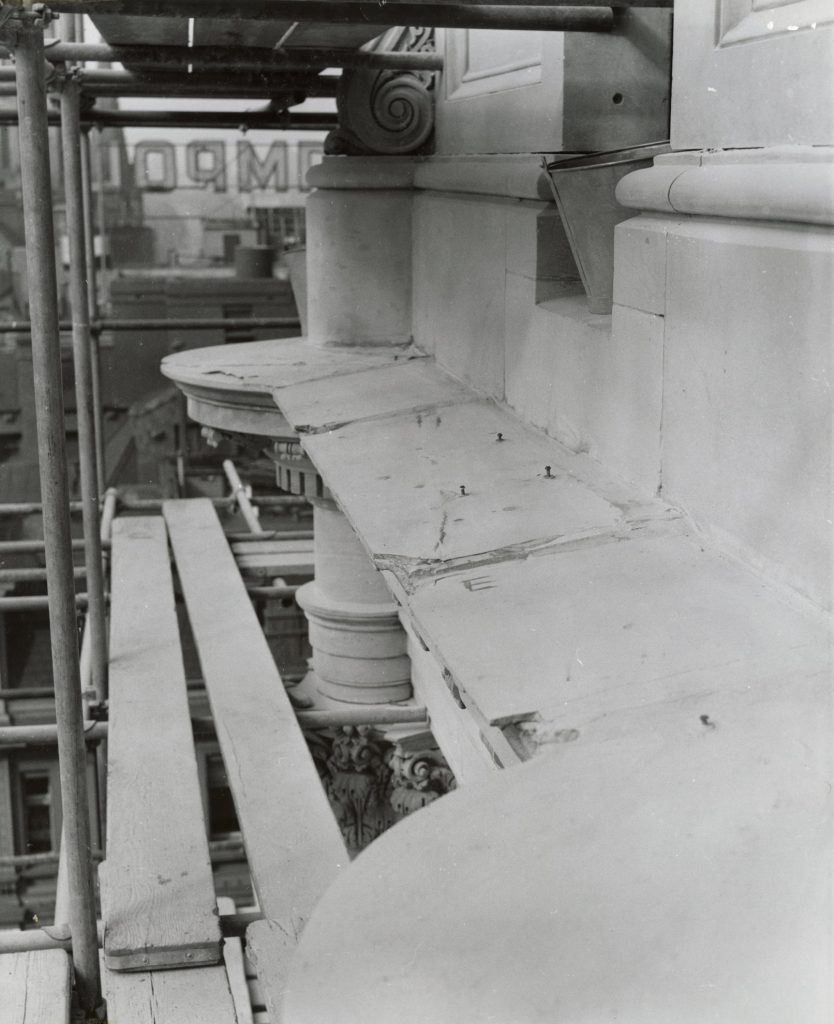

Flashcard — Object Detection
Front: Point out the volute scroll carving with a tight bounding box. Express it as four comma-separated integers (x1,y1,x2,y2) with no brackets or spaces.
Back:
326,27,437,157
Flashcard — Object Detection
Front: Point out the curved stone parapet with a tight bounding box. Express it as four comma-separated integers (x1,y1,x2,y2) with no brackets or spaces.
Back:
160,338,411,435
283,663,832,1023
616,147,834,225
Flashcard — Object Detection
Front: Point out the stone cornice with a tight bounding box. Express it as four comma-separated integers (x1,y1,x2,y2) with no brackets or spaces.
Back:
307,153,560,201
307,156,419,191
616,147,834,226
413,154,557,202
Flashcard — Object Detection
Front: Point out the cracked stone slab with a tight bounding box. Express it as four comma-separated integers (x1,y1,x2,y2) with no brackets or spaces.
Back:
162,337,421,395
300,397,667,569
161,338,424,434
274,359,474,435
405,529,831,727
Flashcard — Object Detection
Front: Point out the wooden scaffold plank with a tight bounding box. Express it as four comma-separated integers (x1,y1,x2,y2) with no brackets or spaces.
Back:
164,498,348,1008
104,962,240,1024
0,949,72,1024
104,515,222,972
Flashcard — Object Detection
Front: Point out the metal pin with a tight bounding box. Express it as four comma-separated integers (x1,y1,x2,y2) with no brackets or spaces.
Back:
544,466,552,478
460,485,467,496
496,432,504,442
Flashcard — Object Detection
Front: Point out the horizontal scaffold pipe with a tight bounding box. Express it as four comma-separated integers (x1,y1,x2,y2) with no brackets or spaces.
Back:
122,494,308,511
0,66,339,99
0,849,103,868
190,705,428,734
0,316,302,333
0,721,107,746
77,68,341,99
46,3,616,31
0,493,308,517
0,538,110,554
0,687,61,700
0,108,339,130
0,593,89,612
39,41,445,72
0,566,86,584
0,925,73,955
0,707,428,747
77,81,336,101
48,0,669,8
0,501,85,516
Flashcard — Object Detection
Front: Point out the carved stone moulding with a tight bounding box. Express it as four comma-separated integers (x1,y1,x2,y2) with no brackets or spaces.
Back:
296,582,411,704
271,437,328,499
326,27,437,156
305,725,456,856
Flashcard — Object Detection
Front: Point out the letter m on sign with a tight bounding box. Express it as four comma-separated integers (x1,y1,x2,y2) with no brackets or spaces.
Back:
237,141,288,192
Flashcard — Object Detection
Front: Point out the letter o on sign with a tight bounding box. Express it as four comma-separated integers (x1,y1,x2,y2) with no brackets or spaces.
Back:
135,141,176,191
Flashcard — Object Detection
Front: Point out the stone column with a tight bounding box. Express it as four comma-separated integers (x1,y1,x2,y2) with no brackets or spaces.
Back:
273,442,412,706
277,155,423,704
296,498,411,704
304,157,417,348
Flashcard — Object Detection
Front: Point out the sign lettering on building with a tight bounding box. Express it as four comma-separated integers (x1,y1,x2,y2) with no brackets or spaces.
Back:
131,140,320,193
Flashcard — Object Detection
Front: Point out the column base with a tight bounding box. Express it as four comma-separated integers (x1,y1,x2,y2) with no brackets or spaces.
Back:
296,581,412,704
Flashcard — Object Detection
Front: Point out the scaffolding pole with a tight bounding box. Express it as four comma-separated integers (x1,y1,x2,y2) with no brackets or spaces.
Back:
223,459,265,535
0,107,339,129
38,40,446,72
9,10,101,1013
80,129,106,495
61,73,108,705
0,315,302,333
45,1,617,31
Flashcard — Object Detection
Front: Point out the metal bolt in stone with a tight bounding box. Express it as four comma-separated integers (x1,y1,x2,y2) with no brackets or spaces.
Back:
460,485,467,496
545,466,552,478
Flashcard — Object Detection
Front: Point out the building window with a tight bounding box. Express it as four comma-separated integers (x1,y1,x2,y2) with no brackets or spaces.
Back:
19,770,54,853
262,207,306,251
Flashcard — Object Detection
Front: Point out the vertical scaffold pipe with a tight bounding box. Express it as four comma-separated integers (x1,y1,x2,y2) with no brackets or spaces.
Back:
80,129,106,495
61,76,108,704
13,15,102,1015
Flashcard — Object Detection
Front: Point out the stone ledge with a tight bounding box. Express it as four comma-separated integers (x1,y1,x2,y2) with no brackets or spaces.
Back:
264,353,830,736
160,337,421,437
162,339,831,750
305,153,561,201
307,156,419,191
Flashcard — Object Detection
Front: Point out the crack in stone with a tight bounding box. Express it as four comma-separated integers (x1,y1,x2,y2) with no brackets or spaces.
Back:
373,517,681,594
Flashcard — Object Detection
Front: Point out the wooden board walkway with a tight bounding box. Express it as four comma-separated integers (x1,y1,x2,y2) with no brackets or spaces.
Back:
1,949,72,1024
104,516,222,971
103,961,239,1024
164,498,348,1010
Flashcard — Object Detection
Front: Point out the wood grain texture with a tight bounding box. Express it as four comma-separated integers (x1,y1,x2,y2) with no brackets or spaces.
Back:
219,897,254,1024
164,499,347,1006
0,949,72,1024
105,516,221,971
103,961,239,1024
